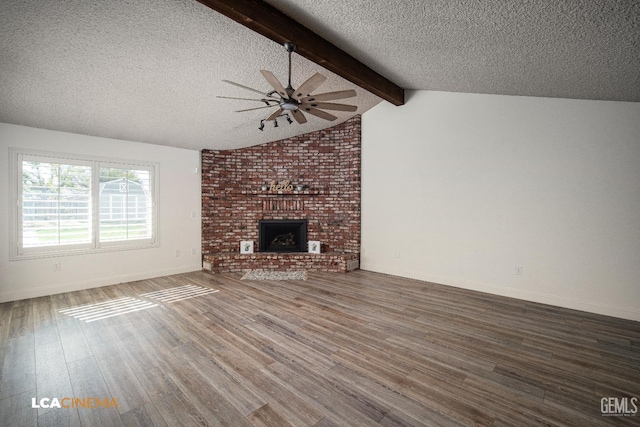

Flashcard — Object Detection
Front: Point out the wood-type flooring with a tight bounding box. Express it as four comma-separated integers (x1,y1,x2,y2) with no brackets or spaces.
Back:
1,270,639,426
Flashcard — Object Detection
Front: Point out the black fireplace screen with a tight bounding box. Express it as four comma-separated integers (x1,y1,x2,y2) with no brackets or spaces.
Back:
259,219,307,252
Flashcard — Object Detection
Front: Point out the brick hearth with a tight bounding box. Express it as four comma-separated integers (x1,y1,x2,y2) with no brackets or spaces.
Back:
201,116,361,273
203,252,360,273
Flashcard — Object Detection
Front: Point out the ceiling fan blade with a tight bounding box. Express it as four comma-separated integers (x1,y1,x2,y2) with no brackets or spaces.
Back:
234,105,276,113
299,102,357,112
222,80,277,98
217,95,275,102
293,73,327,99
300,90,357,102
290,109,307,124
260,70,289,99
265,108,284,121
301,107,337,121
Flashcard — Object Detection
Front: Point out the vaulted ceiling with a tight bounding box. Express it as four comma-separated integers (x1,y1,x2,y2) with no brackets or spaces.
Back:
1,0,638,151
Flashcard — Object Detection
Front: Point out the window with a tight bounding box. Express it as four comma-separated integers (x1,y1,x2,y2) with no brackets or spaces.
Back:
99,166,153,243
10,149,158,259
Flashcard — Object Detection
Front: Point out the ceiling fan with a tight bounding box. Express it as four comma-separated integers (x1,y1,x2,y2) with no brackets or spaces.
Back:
218,42,357,127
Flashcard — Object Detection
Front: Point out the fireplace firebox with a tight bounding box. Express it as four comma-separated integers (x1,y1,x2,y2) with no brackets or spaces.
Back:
259,219,307,252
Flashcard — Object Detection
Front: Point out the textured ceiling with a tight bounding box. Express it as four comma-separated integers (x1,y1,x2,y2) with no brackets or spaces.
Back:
268,0,640,101
1,0,638,151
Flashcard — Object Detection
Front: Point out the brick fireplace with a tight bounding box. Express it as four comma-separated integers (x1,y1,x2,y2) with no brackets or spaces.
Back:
201,116,361,273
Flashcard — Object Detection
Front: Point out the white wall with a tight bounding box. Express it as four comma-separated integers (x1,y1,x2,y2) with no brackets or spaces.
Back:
0,123,202,302
361,91,640,321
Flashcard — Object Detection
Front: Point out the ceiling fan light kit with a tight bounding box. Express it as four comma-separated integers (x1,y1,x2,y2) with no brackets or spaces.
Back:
219,42,357,130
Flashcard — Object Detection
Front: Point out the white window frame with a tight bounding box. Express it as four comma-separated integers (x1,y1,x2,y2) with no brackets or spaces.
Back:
9,148,159,260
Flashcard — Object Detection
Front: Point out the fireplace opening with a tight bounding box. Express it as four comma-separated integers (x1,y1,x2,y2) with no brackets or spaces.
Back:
259,219,307,252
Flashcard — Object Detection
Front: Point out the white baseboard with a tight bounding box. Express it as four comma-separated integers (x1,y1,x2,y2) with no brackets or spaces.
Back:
360,263,640,322
0,264,203,303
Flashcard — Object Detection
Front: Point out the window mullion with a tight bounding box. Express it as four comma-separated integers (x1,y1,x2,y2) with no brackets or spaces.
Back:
16,153,24,255
125,169,130,240
56,164,61,246
92,161,100,248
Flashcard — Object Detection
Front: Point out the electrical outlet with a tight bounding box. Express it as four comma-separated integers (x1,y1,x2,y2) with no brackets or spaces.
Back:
53,262,61,271
394,250,400,259
515,265,524,276
175,250,181,257
191,248,196,256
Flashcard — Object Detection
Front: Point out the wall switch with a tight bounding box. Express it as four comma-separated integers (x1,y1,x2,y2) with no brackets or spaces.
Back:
394,250,400,259
515,265,524,276
175,250,181,257
191,248,197,256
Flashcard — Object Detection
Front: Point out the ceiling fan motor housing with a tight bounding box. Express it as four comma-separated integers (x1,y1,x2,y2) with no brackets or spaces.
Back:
280,99,299,110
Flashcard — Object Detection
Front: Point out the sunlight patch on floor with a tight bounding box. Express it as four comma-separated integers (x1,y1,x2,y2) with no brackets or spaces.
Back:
139,285,219,303
58,297,158,322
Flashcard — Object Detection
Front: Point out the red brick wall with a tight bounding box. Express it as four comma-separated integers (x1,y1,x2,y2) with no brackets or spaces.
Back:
201,116,361,258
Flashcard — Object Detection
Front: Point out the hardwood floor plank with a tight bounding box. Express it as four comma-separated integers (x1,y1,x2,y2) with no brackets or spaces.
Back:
247,323,336,372
32,296,60,347
493,361,596,396
8,299,33,339
35,340,74,417
0,333,35,400
95,352,151,415
313,418,341,427
391,370,496,426
134,367,180,402
155,346,255,427
66,356,123,426
0,389,37,427
408,365,572,427
55,315,93,363
37,405,82,427
120,401,168,427
247,403,297,427
324,363,468,427
253,311,338,356
200,320,275,368
264,361,388,426
0,301,13,342
174,343,266,417
152,391,211,427
378,410,433,427
218,348,325,426
384,334,498,377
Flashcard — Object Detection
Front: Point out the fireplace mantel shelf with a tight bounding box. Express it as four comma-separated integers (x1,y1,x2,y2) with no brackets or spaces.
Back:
240,190,326,196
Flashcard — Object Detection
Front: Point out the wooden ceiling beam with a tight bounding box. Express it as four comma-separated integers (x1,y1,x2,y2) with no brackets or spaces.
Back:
196,0,404,106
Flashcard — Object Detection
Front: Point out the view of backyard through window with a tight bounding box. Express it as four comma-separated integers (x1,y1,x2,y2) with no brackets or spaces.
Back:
99,167,152,242
21,160,153,250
